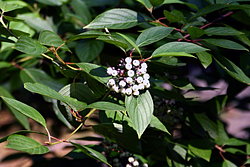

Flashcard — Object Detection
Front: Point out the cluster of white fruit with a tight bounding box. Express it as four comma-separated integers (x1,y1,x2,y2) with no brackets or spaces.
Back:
107,57,150,96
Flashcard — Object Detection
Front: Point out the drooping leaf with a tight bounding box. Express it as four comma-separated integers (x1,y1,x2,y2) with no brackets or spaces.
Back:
136,27,173,47
204,39,249,51
117,32,141,55
87,101,126,111
205,27,244,36
0,87,30,130
214,55,250,85
76,63,111,84
188,143,212,162
67,30,108,42
24,83,87,111
20,68,65,91
38,30,68,50
15,36,48,55
84,8,141,29
152,42,208,56
6,134,49,154
0,1,23,12
222,160,237,167
135,0,152,10
125,90,154,138
150,115,170,134
196,51,213,68
75,40,104,62
70,0,91,24
71,142,111,166
1,97,47,128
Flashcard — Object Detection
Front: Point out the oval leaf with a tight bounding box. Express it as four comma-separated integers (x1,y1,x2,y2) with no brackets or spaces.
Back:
117,32,141,55
205,27,244,36
152,42,208,56
1,96,46,127
7,134,49,154
136,27,174,47
153,52,196,58
84,8,140,29
15,36,48,55
204,39,249,51
24,83,87,111
125,90,154,138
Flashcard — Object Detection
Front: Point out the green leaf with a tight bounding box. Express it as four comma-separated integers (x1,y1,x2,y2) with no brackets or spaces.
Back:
0,1,23,12
20,68,65,91
71,142,111,166
152,42,208,56
87,101,126,111
204,39,249,51
67,30,107,42
1,97,46,128
152,52,196,58
0,87,30,130
38,30,68,50
224,148,246,154
187,26,205,39
188,144,212,162
136,27,173,47
84,8,140,29
223,160,237,167
35,0,67,6
205,27,244,36
24,83,87,111
150,0,164,6
125,90,154,138
6,134,49,154
15,36,48,55
150,115,170,134
0,130,46,143
117,32,141,55
164,10,186,23
214,55,250,85
75,40,104,62
135,0,152,10
247,144,250,155
196,51,213,68
244,159,250,165
76,63,111,84
0,61,11,69
70,0,91,24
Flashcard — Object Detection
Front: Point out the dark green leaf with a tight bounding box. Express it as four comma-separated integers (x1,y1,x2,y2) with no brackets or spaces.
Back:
188,144,212,162
136,0,152,10
75,40,104,62
117,32,141,55
152,42,208,56
187,26,205,39
38,30,68,50
70,0,91,24
125,90,154,138
205,27,244,36
196,51,212,68
76,63,111,84
87,101,126,111
7,134,49,154
24,83,87,111
71,142,111,166
1,97,47,128
152,52,196,58
214,55,250,85
84,8,140,29
15,36,48,55
150,0,164,6
136,27,173,47
35,0,67,6
204,39,249,51
68,31,107,42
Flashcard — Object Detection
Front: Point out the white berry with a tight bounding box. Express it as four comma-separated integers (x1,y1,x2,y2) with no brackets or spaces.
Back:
125,57,132,63
133,90,140,96
133,60,140,66
138,83,144,90
119,80,126,87
132,85,139,91
112,85,119,93
108,79,115,86
136,76,144,83
107,67,113,75
126,164,132,167
126,77,133,84
120,88,126,94
128,157,135,163
143,73,150,80
127,70,135,77
125,88,132,95
111,70,118,76
125,63,132,70
133,160,139,166
141,62,147,69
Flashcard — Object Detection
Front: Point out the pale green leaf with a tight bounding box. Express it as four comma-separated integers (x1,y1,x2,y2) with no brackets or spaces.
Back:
117,32,141,55
0,1,23,12
196,51,213,68
150,116,170,134
223,160,237,167
87,101,126,111
205,27,244,36
7,134,49,154
153,52,196,58
1,97,46,127
204,39,249,51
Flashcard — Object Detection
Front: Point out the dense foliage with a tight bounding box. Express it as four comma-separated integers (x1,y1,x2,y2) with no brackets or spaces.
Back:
0,0,250,166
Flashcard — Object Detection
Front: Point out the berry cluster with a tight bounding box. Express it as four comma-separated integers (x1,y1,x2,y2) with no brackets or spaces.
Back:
107,57,150,96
